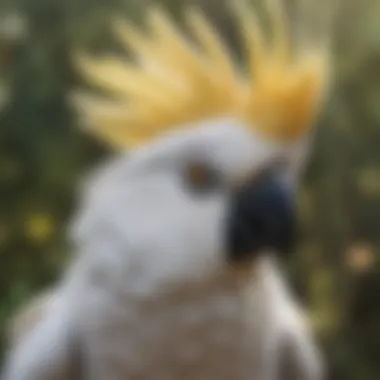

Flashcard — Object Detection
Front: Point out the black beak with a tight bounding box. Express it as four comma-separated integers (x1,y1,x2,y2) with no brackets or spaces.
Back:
226,170,296,263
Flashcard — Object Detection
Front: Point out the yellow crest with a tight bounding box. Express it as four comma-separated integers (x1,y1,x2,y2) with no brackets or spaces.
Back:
74,0,330,148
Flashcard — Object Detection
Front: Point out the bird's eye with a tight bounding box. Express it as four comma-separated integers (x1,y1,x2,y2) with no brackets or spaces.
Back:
183,162,222,195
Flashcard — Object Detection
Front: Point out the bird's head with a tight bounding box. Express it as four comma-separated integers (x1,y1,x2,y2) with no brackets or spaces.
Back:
71,0,330,292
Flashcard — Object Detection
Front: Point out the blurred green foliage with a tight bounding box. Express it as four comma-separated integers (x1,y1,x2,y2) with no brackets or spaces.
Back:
0,0,379,379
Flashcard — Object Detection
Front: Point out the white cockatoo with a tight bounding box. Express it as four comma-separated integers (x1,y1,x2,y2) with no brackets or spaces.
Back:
3,0,330,379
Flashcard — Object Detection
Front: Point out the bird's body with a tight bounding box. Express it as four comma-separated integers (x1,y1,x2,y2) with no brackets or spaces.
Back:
7,252,321,380
70,266,253,380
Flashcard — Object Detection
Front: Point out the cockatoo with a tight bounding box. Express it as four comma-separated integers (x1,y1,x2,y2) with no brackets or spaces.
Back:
2,0,330,379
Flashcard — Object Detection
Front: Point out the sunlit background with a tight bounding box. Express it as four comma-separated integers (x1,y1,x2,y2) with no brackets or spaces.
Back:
0,0,380,379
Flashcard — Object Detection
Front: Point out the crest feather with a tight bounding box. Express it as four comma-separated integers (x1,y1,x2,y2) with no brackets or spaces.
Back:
74,0,330,148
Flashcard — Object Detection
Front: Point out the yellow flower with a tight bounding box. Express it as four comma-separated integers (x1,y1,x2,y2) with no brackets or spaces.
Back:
346,243,375,273
25,214,54,243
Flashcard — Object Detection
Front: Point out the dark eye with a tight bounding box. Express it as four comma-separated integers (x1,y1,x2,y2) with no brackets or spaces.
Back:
183,162,223,195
